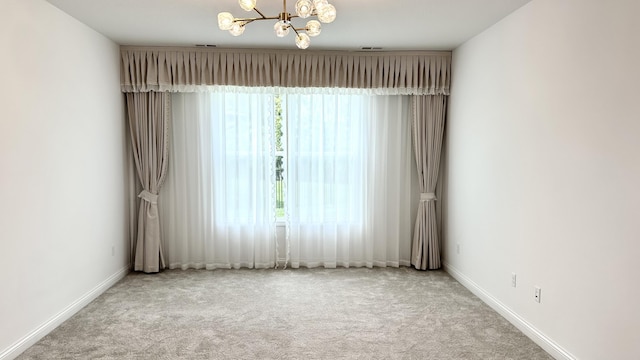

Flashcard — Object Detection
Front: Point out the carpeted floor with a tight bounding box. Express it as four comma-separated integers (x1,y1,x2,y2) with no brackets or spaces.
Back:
17,267,553,359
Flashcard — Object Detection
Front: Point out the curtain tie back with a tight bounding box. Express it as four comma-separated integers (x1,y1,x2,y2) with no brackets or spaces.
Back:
420,192,437,202
138,190,159,204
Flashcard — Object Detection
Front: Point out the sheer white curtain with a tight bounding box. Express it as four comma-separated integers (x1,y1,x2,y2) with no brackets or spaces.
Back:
285,93,413,268
160,92,276,269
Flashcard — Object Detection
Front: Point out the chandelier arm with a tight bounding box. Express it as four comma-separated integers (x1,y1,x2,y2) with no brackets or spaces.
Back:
253,7,268,19
234,16,280,22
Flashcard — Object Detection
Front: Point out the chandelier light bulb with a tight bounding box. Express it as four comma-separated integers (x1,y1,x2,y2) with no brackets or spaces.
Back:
229,22,245,36
295,33,311,49
238,0,256,12
317,4,336,23
306,20,322,37
295,0,313,18
218,12,235,30
313,0,328,9
274,20,290,37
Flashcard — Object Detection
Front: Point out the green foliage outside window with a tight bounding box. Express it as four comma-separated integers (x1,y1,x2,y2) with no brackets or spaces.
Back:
275,96,285,218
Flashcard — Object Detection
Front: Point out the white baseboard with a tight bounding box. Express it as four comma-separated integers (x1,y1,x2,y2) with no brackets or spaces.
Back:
0,266,130,360
443,262,577,360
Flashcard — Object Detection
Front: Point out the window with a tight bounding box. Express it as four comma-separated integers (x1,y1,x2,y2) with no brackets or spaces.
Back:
274,93,367,222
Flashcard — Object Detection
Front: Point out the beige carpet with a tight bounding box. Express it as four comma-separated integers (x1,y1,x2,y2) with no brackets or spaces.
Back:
18,267,552,359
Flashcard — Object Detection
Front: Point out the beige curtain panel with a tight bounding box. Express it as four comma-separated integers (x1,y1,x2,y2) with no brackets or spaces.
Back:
411,95,447,270
120,47,451,95
126,92,170,273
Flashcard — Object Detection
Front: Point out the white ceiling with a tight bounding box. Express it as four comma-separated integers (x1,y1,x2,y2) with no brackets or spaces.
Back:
46,0,532,51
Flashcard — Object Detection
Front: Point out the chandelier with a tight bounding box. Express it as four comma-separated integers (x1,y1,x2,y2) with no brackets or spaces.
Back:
217,0,337,49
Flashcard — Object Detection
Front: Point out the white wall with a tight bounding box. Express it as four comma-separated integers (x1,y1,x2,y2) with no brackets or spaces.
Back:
0,0,128,358
444,0,640,359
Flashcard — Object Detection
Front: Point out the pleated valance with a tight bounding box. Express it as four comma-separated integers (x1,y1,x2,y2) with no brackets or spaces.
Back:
121,46,451,95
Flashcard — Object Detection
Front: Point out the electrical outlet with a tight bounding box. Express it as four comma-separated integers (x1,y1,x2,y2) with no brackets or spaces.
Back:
456,243,460,254
534,286,541,303
511,273,517,287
